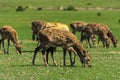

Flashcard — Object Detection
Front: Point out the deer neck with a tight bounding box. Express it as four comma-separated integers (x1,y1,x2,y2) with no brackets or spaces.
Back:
73,43,84,56
12,38,20,48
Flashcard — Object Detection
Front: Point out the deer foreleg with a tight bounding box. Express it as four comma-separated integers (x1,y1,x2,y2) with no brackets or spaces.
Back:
32,34,35,41
63,48,67,66
68,51,73,66
68,47,76,66
97,37,100,48
46,49,49,65
88,37,92,48
32,43,44,65
7,39,10,54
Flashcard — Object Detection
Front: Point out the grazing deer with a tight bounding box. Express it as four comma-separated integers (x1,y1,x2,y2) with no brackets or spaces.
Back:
70,21,96,48
93,25,110,48
0,26,21,54
89,23,117,48
78,22,117,48
31,20,70,65
32,28,92,67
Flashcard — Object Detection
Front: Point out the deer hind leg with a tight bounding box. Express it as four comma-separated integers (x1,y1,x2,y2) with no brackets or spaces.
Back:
63,48,67,66
101,39,106,48
97,37,100,48
32,43,44,65
91,34,96,45
0,39,6,53
87,37,92,48
45,47,57,66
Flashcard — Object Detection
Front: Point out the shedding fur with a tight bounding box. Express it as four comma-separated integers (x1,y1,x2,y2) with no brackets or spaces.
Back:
87,23,118,48
31,20,70,66
32,28,92,67
70,21,96,48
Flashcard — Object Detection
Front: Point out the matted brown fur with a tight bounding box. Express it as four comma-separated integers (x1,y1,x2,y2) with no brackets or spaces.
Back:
70,21,96,48
31,20,70,66
32,28,92,67
0,25,21,54
31,20,69,40
70,21,87,34
86,23,117,48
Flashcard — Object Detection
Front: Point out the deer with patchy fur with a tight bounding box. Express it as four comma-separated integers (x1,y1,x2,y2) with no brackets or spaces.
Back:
87,23,118,48
70,21,118,48
31,20,69,40
92,24,110,48
0,25,21,54
70,21,96,48
31,20,70,65
32,28,92,67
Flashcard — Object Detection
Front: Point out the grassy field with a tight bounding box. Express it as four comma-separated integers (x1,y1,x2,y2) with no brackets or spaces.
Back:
0,0,120,80
0,0,120,8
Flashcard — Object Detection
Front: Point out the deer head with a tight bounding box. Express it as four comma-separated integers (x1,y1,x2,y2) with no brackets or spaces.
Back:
81,51,92,67
15,42,22,54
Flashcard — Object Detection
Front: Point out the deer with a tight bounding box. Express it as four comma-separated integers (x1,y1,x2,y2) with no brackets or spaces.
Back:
31,20,69,40
71,21,118,48
31,20,71,65
92,24,110,48
32,28,92,67
0,25,22,54
87,23,117,48
70,21,96,48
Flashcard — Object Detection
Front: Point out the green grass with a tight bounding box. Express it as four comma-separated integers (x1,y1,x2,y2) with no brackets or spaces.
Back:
0,0,120,80
0,49,120,80
0,0,120,8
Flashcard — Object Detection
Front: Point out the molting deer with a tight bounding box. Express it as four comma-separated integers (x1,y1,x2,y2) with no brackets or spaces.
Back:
32,28,92,67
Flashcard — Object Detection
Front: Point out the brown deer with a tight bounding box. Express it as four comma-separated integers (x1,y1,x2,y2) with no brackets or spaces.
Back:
31,20,70,65
0,25,21,54
87,23,117,48
92,24,110,48
75,22,118,48
70,21,87,34
32,28,92,67
31,20,69,40
70,21,96,48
